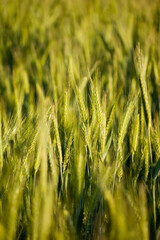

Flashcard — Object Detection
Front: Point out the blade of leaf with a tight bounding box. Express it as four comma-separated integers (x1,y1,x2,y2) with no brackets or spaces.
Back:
153,158,160,180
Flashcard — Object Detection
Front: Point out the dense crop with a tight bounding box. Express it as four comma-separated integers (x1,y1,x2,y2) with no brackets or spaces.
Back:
0,0,160,239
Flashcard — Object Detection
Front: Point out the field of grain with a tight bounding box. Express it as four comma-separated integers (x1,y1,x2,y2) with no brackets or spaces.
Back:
0,0,160,239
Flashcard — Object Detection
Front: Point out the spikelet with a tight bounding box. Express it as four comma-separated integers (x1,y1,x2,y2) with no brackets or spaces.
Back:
140,100,145,141
13,69,22,128
100,114,106,157
105,96,118,140
118,101,134,150
152,130,160,161
75,85,93,161
134,154,143,186
76,87,88,124
81,122,88,147
63,90,70,130
144,140,149,181
117,164,123,181
132,114,140,154
37,109,48,193
52,107,63,179
116,146,124,182
27,130,39,158
89,79,102,126
48,133,59,189
94,86,102,127
34,152,41,174
102,133,113,162
134,43,151,129
63,130,73,173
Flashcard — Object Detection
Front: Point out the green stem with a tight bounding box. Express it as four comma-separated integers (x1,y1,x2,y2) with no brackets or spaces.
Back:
153,180,156,234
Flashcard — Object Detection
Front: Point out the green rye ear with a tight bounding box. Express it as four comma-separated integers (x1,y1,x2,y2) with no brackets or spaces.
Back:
134,43,151,129
118,100,134,150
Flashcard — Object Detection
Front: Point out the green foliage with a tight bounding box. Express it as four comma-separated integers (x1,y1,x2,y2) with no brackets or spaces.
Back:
0,0,160,239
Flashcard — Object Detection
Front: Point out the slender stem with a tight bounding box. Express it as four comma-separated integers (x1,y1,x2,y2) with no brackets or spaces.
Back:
153,180,156,234
113,150,119,192
149,126,156,234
